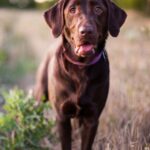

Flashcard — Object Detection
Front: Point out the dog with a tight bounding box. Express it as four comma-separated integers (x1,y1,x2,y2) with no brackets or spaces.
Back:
34,0,127,149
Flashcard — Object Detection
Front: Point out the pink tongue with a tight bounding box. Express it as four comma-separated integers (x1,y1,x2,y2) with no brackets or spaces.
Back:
79,45,94,52
75,44,94,56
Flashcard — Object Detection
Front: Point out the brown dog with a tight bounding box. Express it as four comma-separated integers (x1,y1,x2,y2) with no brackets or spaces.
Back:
34,0,127,149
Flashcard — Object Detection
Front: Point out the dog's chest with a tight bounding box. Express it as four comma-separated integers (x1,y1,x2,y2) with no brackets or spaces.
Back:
65,66,100,103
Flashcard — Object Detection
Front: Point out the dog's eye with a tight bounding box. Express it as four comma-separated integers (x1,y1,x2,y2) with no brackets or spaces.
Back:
94,6,103,15
69,6,76,14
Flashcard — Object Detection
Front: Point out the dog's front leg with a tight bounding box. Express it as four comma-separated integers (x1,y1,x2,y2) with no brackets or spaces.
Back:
81,119,99,150
57,117,72,150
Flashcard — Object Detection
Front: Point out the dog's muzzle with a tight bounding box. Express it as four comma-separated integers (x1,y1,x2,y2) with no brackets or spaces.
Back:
75,44,95,57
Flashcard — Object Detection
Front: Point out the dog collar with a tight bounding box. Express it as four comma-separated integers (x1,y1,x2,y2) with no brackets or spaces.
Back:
63,49,105,67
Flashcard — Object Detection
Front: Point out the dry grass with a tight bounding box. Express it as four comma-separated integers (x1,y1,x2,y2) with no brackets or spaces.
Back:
0,9,150,149
94,11,150,150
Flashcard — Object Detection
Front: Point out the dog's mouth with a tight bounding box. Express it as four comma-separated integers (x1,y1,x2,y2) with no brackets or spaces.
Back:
75,43,96,57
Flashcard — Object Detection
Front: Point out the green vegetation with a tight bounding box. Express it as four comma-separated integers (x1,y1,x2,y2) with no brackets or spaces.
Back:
113,0,147,10
0,89,55,150
0,0,35,8
0,21,37,86
0,49,36,85
0,0,149,13
113,0,150,14
0,0,56,9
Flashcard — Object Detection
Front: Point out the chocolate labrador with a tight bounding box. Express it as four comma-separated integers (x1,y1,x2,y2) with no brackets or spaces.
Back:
34,0,127,149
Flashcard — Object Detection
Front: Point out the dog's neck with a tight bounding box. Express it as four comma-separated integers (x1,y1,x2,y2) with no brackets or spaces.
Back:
61,35,108,65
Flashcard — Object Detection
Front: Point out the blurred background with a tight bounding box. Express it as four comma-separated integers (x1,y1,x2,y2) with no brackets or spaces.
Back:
0,0,150,149
0,0,150,89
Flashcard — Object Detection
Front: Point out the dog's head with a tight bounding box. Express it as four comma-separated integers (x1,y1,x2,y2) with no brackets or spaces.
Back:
44,0,127,57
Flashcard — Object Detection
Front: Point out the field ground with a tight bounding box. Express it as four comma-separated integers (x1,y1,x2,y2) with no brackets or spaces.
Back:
0,9,150,149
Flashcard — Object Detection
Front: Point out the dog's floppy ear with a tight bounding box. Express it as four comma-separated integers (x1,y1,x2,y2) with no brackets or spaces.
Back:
106,0,127,37
44,1,65,37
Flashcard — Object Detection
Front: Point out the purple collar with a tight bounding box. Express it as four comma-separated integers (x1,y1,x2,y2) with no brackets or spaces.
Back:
63,50,104,67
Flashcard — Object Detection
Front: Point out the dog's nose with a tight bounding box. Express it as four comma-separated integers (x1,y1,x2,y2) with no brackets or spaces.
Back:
79,25,93,36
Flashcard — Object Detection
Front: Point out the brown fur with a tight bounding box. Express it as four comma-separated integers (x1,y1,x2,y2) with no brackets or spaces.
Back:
34,0,127,149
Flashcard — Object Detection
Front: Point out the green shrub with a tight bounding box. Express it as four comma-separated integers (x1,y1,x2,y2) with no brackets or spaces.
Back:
0,89,55,150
